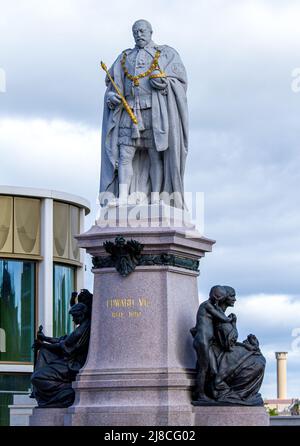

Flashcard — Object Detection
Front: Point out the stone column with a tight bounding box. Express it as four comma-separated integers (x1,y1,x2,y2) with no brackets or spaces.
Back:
75,207,86,290
38,198,53,336
275,352,288,399
64,205,215,426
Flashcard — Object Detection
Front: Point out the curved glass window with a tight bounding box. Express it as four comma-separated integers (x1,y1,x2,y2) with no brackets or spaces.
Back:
53,264,75,337
0,260,35,362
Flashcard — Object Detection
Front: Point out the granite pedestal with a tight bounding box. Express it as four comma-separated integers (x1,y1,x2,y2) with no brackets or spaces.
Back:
29,408,67,426
193,406,270,426
65,205,215,426
28,205,269,427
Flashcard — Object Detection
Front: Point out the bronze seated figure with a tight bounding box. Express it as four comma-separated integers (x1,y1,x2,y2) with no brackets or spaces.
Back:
30,290,92,408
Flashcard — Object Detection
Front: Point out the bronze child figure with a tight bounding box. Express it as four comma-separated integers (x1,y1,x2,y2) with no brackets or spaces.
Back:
191,285,266,406
190,285,235,402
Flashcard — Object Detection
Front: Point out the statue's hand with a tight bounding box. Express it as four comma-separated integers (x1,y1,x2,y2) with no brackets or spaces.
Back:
32,339,42,350
149,71,168,90
37,331,47,342
106,92,122,109
228,313,237,323
247,334,259,348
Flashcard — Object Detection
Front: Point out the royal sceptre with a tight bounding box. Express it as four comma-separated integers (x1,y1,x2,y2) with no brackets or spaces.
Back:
100,61,138,125
32,325,43,368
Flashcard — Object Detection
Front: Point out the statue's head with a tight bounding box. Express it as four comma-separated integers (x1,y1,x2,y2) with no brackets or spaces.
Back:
209,285,227,304
223,286,236,307
77,289,93,309
69,302,88,325
132,19,153,48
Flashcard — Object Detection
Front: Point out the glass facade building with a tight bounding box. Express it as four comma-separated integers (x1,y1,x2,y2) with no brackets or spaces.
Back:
0,187,90,426
53,264,75,338
0,260,35,363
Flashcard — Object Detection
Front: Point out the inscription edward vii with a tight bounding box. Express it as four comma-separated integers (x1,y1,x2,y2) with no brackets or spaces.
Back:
106,297,151,318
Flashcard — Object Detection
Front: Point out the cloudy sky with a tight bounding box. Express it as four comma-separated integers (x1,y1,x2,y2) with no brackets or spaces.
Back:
1,0,300,398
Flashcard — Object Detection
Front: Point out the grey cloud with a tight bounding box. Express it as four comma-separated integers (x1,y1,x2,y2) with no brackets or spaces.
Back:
1,0,300,129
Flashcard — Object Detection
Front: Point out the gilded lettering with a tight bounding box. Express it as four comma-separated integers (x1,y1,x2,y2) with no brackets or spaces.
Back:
138,298,150,307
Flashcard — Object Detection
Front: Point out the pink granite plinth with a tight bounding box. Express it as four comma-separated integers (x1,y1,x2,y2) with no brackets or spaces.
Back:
65,218,215,426
193,406,270,426
65,404,194,426
29,408,67,426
